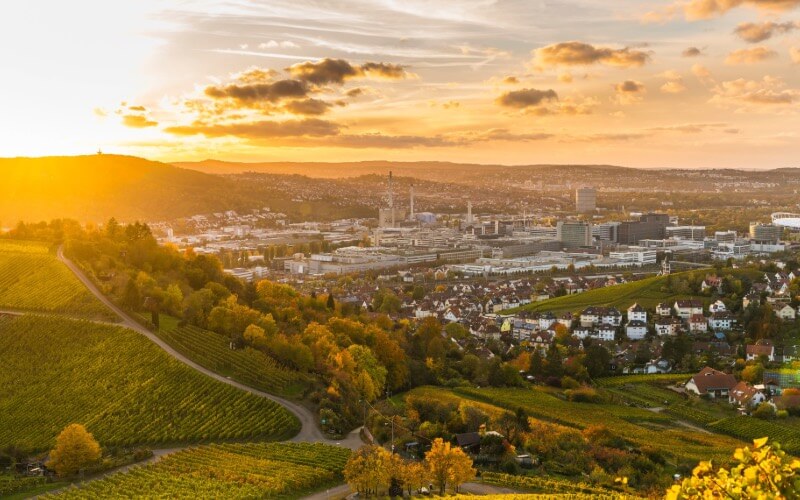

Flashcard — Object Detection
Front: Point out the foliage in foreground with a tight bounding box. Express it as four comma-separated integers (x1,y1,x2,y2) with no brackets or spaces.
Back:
667,437,800,499
46,442,350,499
0,315,298,451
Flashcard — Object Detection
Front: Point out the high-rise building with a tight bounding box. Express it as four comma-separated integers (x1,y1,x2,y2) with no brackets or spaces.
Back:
593,221,620,242
749,222,782,243
666,226,706,241
557,221,592,248
617,213,669,244
575,187,597,213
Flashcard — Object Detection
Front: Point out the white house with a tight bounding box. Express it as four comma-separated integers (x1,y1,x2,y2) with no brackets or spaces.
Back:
776,304,796,321
593,326,616,341
709,300,727,314
656,302,672,317
674,300,703,319
746,340,775,362
688,314,708,333
728,381,767,408
708,311,735,331
627,303,647,323
655,317,682,336
626,321,648,340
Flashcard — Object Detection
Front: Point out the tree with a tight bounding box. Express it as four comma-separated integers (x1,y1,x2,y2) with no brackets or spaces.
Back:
344,445,392,496
424,438,476,494
666,438,800,499
398,460,427,496
47,424,101,477
326,293,335,310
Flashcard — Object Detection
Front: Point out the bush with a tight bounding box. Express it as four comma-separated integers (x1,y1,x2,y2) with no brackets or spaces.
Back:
561,376,580,390
566,388,601,403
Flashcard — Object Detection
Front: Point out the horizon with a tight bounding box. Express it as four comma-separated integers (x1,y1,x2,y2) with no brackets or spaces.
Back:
2,1,799,169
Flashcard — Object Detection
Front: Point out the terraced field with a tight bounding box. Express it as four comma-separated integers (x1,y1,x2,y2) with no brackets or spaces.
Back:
47,442,350,499
0,315,299,451
154,316,310,398
0,240,113,320
416,386,744,464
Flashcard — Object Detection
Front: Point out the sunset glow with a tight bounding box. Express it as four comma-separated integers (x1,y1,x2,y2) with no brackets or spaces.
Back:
2,0,800,167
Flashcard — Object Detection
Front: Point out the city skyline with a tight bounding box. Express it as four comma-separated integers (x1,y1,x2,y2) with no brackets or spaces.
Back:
2,0,800,168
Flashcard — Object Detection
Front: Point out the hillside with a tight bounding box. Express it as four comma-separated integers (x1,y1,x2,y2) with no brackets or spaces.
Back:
516,268,762,314
0,315,299,451
0,155,263,224
0,240,113,320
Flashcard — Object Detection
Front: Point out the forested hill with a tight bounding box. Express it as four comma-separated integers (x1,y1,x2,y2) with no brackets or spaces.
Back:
0,155,263,224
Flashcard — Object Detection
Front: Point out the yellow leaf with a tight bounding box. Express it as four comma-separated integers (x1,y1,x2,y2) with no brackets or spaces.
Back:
754,437,769,449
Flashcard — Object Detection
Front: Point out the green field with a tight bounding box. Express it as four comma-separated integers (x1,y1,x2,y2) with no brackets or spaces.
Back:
408,385,744,465
516,269,761,314
47,442,350,499
154,315,310,398
0,240,113,320
0,315,299,451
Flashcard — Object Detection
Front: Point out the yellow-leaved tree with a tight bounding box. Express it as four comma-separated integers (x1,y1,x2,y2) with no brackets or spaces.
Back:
47,423,101,477
424,437,476,494
666,438,800,499
344,445,392,496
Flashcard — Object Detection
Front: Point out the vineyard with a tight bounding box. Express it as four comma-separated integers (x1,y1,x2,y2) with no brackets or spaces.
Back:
480,472,626,496
0,315,299,451
154,316,310,398
710,417,800,454
0,240,113,320
446,386,743,464
47,442,350,499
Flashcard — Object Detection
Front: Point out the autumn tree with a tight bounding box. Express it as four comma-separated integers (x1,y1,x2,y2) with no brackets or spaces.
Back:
344,445,392,496
424,438,476,494
666,438,800,499
47,424,101,477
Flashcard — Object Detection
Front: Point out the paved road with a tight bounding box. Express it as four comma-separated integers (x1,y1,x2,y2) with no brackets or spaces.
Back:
56,246,363,450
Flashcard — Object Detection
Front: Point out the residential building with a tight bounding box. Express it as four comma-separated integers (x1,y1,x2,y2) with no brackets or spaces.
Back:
685,367,738,398
626,321,648,340
747,340,776,362
627,303,647,323
674,299,703,319
708,311,735,331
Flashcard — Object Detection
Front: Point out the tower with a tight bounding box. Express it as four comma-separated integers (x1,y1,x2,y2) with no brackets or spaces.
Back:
466,201,473,225
388,171,394,228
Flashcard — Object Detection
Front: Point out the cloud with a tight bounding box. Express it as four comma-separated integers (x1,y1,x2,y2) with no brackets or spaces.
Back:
533,42,649,68
734,21,799,42
205,79,310,104
286,58,410,85
649,122,730,133
661,81,688,93
558,72,574,83
791,47,800,63
682,46,704,57
496,88,558,108
258,40,299,49
643,0,800,22
122,114,158,128
692,64,715,85
282,98,333,115
725,46,778,65
164,118,340,138
614,80,646,104
502,76,519,84
710,75,800,106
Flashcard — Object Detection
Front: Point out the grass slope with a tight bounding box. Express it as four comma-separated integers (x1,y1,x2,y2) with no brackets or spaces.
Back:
516,269,760,314
0,240,113,320
0,315,299,451
155,315,311,398
47,442,350,499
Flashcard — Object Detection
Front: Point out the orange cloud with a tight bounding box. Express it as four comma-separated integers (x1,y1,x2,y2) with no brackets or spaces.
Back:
734,21,799,42
122,114,158,128
286,58,411,85
643,0,800,22
496,88,558,108
533,42,649,68
725,46,778,65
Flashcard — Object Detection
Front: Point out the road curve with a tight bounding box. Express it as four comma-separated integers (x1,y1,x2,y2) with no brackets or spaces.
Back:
56,246,363,450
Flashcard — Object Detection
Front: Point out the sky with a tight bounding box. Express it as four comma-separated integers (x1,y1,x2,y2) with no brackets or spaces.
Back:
1,0,799,168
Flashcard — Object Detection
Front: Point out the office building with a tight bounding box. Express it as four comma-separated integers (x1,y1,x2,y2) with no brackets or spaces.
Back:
749,223,782,243
575,187,597,213
557,221,592,248
617,213,669,245
666,226,706,241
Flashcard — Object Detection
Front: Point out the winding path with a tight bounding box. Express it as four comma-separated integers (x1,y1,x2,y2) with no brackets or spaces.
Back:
55,246,363,449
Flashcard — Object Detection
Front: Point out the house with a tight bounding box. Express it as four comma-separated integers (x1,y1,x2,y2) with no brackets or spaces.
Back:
627,303,647,323
601,308,623,327
674,300,703,319
656,302,672,317
626,320,648,340
685,366,738,398
556,312,574,329
655,316,682,336
709,300,727,314
742,292,760,309
594,326,616,342
579,307,602,327
701,276,723,293
572,326,592,340
708,311,736,331
688,314,708,333
776,304,796,321
455,432,482,452
539,312,556,330
746,340,775,362
643,359,671,374
728,381,767,408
